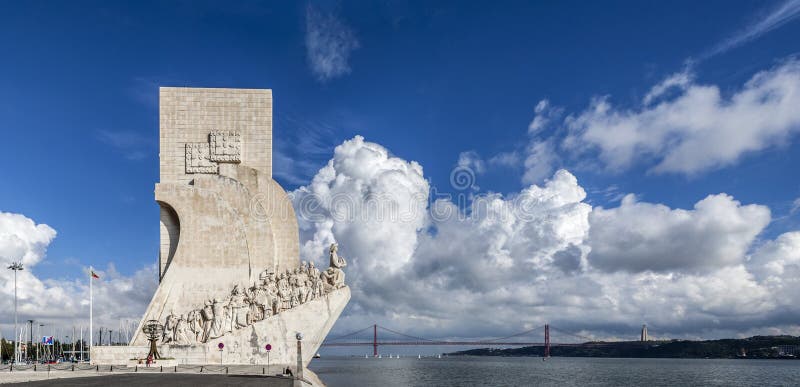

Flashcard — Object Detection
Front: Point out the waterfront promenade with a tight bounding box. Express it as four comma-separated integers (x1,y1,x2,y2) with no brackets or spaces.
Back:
0,365,297,385
1,374,292,386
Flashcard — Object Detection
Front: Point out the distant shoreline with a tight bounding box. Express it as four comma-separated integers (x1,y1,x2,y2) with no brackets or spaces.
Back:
447,335,800,360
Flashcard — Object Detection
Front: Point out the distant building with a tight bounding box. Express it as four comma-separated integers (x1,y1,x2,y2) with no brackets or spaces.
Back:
641,324,648,342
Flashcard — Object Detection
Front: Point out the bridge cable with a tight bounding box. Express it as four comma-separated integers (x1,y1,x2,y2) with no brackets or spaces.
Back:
549,326,596,343
325,325,375,342
376,325,437,342
480,325,547,343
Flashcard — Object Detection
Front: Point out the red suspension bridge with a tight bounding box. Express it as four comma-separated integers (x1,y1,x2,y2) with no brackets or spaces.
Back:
321,324,642,357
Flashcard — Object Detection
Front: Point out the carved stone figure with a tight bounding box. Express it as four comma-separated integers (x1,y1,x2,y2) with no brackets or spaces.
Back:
187,309,202,341
174,315,191,345
321,268,334,292
208,298,226,339
322,266,345,292
308,262,323,299
249,283,266,323
163,311,177,343
266,275,280,315
329,243,347,269
157,246,349,347
297,263,310,303
308,261,320,278
229,285,249,329
294,269,303,307
277,272,291,311
200,300,213,342
258,269,271,285
319,244,347,292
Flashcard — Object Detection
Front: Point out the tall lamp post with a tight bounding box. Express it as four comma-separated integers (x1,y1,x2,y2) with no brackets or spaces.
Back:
7,262,23,364
295,332,304,382
38,323,45,362
27,319,34,362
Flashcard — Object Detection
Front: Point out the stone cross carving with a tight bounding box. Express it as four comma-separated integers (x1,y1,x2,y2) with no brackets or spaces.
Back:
186,131,242,174
209,131,241,162
185,143,218,174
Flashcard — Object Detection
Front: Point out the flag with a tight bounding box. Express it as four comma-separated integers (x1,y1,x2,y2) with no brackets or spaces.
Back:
89,266,95,349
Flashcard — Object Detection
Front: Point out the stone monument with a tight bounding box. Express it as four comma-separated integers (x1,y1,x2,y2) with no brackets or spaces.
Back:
92,88,350,386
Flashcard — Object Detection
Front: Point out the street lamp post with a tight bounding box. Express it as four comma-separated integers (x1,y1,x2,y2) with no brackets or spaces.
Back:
38,324,45,362
7,262,23,364
295,332,304,382
27,319,34,362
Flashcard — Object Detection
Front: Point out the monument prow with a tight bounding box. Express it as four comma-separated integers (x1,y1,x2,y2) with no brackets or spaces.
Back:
92,88,350,386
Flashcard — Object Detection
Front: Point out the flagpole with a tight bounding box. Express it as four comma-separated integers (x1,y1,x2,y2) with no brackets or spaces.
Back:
89,266,93,358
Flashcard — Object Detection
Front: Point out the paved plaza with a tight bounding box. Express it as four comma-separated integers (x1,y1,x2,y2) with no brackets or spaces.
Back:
2,373,293,386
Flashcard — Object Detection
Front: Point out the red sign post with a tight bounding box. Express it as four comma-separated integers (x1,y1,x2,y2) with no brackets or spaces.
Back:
265,343,272,374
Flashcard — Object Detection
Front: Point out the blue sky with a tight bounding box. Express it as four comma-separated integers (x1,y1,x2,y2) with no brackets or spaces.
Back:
2,1,800,340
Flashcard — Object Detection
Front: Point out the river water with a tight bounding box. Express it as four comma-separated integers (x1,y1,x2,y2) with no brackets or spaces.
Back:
309,356,800,386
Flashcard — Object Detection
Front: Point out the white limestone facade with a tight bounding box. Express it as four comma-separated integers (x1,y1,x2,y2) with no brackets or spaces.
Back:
91,88,350,384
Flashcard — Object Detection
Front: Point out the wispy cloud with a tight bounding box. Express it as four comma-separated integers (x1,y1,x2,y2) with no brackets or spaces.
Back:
698,0,800,61
97,129,155,161
304,5,360,82
126,76,183,109
272,112,343,186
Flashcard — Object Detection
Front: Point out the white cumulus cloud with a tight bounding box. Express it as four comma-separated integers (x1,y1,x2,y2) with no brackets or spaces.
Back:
291,136,800,338
0,211,156,342
562,59,800,175
588,194,771,273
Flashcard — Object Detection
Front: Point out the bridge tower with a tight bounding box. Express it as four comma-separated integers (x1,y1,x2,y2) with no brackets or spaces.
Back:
641,324,648,342
544,324,550,358
373,324,378,357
